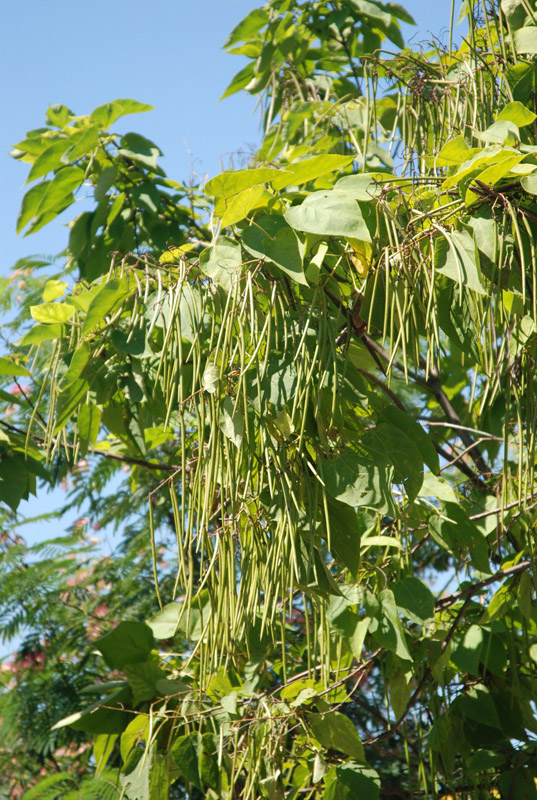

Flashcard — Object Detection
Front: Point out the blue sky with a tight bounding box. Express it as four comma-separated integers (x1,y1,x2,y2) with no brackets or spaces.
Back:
0,0,463,274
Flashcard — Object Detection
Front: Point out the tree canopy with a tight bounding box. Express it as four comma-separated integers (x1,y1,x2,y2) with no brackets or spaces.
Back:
1,1,537,798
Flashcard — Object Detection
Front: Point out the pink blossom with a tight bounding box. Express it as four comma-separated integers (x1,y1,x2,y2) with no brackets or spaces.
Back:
9,384,30,395
94,604,109,618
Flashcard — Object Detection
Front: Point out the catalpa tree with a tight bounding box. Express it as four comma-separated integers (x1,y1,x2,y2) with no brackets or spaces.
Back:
1,0,537,798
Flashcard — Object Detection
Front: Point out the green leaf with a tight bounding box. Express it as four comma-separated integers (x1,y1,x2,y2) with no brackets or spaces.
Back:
437,502,490,573
147,602,183,639
322,448,394,514
26,139,73,182
206,167,280,199
334,172,386,200
309,712,365,760
93,733,118,777
370,589,413,661
517,570,532,619
455,684,501,728
285,190,371,240
172,733,203,790
199,237,242,290
224,6,269,47
91,98,153,128
46,104,73,127
220,62,255,100
362,422,424,501
17,181,48,233
30,302,75,324
132,182,161,214
241,217,308,285
325,495,361,576
0,455,31,511
19,322,62,346
475,120,520,146
62,124,99,162
82,278,130,336
220,184,269,227
219,396,244,448
78,402,101,448
119,133,162,171
94,166,119,202
380,406,439,474
392,578,435,624
56,686,132,734
124,659,165,704
323,763,380,800
202,361,220,394
480,583,512,622
513,26,537,54
121,745,169,800
521,169,537,195
427,715,459,775
42,279,68,302
61,342,91,388
497,100,537,126
95,621,154,669
436,136,479,166
34,166,84,219
451,624,484,676
0,357,31,377
389,664,411,719
434,227,487,295
327,596,369,660
468,748,506,773
418,473,457,503
272,155,354,190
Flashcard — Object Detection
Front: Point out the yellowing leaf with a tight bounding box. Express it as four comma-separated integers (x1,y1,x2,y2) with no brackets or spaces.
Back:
42,279,68,302
206,168,281,199
220,184,270,227
272,154,354,190
30,302,75,324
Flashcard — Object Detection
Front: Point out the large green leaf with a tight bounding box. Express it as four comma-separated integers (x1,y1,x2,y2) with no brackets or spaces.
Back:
513,26,537,54
30,302,75,324
219,396,245,448
241,215,307,284
392,577,435,624
95,621,155,669
323,763,380,800
285,190,371,240
369,589,413,661
309,712,365,760
271,154,354,190
90,98,153,128
206,167,281,199
0,357,31,377
362,422,424,501
434,227,487,295
82,278,130,336
199,237,243,290
118,133,162,171
322,448,395,513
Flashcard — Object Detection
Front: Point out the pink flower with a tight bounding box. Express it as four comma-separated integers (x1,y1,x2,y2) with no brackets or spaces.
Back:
9,384,29,395
94,604,109,618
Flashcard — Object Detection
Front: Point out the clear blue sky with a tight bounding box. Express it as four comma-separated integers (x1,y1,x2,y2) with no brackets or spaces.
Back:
0,0,463,274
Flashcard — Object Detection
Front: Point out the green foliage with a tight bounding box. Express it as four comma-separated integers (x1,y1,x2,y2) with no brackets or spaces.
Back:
1,0,537,798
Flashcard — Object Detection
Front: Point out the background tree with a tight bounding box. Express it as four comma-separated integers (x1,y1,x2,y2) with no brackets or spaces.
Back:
1,0,537,798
